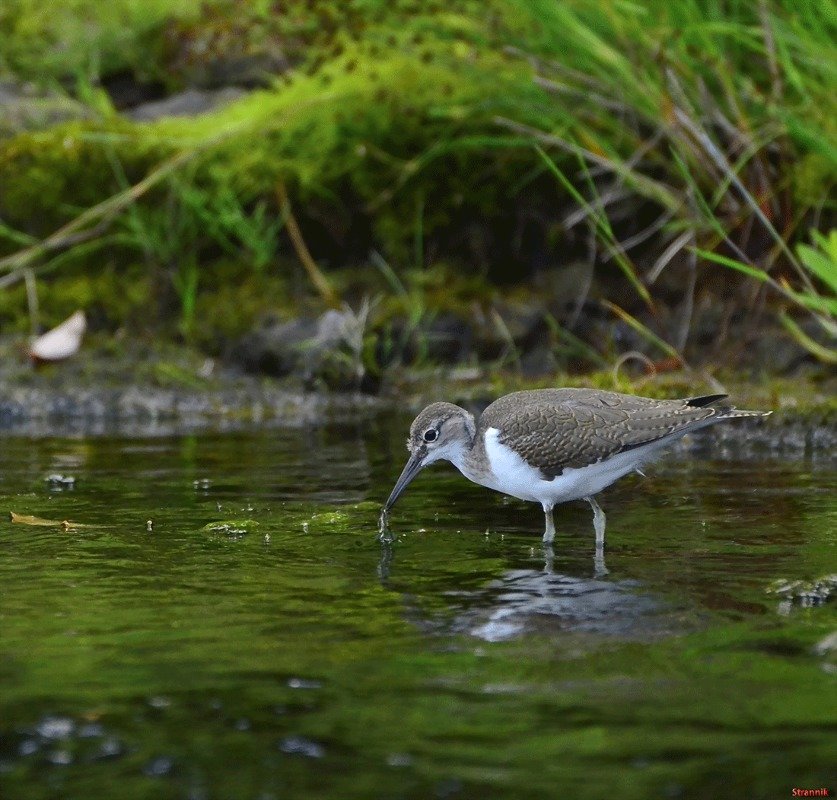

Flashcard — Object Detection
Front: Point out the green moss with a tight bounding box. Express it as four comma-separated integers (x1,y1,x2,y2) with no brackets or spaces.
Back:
0,121,161,233
191,265,294,350
0,265,154,333
0,0,203,82
0,25,549,257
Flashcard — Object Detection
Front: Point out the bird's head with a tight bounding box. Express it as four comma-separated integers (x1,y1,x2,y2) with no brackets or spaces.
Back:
383,402,476,512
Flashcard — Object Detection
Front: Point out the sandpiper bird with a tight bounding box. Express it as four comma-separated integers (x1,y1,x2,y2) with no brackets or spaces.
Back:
382,389,768,544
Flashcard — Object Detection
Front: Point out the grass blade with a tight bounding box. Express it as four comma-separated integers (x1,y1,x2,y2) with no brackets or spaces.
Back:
602,300,683,364
535,145,653,308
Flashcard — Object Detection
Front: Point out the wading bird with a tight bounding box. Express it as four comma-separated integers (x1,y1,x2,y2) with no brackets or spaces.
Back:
382,389,768,544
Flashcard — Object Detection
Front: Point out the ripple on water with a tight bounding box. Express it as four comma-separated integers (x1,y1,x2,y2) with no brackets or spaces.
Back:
143,755,175,777
278,736,325,758
35,716,75,740
1,714,128,774
286,677,322,690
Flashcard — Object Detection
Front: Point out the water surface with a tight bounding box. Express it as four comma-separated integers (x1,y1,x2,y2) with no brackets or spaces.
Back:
1,418,835,799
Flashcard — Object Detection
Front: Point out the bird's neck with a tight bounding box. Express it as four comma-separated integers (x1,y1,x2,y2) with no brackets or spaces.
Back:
447,433,485,484
446,442,470,473
438,408,478,476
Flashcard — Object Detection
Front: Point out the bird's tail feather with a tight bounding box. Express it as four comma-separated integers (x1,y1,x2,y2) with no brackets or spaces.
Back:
719,408,771,419
691,394,771,419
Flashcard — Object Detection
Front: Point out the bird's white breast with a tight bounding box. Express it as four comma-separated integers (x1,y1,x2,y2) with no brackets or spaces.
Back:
474,427,677,507
476,428,553,502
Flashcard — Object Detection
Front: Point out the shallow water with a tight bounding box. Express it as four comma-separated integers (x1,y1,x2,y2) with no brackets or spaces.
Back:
0,417,835,800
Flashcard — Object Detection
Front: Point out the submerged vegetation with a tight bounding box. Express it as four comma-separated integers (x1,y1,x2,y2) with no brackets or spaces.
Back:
0,0,834,382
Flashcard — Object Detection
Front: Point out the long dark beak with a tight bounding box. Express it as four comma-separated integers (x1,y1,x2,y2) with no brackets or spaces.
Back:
383,450,426,511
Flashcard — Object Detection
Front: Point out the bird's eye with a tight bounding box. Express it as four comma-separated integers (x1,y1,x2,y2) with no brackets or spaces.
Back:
423,429,438,442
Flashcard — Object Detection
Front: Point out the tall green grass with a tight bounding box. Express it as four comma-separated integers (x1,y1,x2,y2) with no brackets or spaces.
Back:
496,0,836,360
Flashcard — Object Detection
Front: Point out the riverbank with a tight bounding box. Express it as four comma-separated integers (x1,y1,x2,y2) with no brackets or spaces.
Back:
2,337,834,450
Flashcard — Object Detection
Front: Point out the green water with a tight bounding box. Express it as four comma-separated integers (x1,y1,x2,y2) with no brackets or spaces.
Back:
1,418,835,800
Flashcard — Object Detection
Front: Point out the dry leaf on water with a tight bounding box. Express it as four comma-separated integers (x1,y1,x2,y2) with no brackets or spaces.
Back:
9,511,95,530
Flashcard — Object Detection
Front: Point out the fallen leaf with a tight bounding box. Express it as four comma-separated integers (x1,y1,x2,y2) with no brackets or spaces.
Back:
9,511,96,529
30,310,86,363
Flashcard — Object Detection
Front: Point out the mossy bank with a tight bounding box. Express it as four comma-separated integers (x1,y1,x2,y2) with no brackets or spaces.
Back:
1,1,834,381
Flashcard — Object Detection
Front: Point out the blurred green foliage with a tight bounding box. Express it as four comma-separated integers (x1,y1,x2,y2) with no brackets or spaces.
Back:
0,0,834,363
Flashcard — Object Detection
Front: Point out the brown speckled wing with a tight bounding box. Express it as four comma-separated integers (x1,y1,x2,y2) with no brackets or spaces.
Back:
479,389,724,477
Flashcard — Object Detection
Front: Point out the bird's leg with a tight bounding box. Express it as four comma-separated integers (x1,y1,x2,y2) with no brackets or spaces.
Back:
585,495,606,545
542,503,556,544
586,495,609,577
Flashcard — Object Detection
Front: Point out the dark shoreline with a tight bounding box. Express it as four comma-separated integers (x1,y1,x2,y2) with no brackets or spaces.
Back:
1,377,834,455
